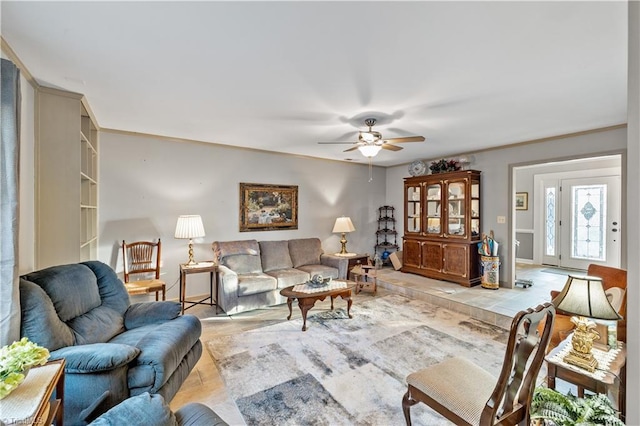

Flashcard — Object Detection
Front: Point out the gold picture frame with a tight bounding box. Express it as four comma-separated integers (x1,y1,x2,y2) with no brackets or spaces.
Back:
515,192,528,210
239,183,298,232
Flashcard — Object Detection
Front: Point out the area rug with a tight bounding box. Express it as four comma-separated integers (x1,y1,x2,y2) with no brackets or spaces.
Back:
206,294,511,425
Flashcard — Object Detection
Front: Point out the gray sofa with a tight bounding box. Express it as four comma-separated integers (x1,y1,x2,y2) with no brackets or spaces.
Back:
20,261,202,425
212,238,346,314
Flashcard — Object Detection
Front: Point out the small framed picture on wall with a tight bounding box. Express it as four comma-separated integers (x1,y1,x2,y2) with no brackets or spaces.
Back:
515,192,528,210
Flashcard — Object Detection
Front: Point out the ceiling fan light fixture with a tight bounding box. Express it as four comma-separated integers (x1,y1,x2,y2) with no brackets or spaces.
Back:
358,145,382,158
360,132,376,143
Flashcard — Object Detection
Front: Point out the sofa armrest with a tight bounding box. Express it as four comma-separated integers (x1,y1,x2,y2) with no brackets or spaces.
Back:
51,343,140,373
217,266,239,313
320,254,348,279
176,403,228,426
90,392,177,426
124,301,181,329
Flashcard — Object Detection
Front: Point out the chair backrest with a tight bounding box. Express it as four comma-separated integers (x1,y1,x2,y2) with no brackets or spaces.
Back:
587,264,627,342
20,261,130,349
480,302,555,425
122,239,162,282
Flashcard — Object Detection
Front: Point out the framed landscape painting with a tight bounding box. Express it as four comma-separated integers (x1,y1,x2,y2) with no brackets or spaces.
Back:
239,183,298,232
515,192,528,210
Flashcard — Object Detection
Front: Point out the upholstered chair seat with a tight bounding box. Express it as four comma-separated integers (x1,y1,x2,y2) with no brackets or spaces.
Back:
406,357,496,425
403,303,556,426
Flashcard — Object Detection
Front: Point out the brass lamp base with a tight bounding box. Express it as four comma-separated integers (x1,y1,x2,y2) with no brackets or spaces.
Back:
563,350,598,372
186,240,197,265
563,315,600,372
338,233,348,255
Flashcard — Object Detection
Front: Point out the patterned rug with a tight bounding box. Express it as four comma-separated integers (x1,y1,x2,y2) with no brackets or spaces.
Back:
206,294,510,425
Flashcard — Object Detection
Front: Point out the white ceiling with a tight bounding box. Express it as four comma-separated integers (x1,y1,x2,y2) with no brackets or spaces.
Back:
1,1,628,167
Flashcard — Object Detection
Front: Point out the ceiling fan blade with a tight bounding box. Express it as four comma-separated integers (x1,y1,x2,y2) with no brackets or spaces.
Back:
381,144,403,151
318,141,357,145
384,136,426,143
343,146,360,153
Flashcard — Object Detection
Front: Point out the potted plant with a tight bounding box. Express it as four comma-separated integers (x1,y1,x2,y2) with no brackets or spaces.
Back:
530,386,624,426
0,338,50,399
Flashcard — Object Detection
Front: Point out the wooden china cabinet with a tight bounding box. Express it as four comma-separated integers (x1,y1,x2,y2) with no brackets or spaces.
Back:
402,170,482,287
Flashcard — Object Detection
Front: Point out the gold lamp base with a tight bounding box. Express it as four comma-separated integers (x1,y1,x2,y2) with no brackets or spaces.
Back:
338,233,348,255
563,350,598,372
564,316,600,372
186,240,197,265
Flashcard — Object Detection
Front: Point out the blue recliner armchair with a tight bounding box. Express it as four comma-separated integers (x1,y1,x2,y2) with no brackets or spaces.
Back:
19,261,203,425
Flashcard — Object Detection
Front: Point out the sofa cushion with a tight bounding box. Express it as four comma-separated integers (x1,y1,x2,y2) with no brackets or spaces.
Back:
296,264,339,280
214,240,263,274
224,255,263,275
237,273,277,296
259,240,294,272
68,306,125,345
265,269,310,289
288,238,323,268
22,263,102,322
20,279,75,350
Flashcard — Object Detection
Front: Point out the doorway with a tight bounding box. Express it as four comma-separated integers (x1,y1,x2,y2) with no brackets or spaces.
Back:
514,155,623,278
540,174,621,270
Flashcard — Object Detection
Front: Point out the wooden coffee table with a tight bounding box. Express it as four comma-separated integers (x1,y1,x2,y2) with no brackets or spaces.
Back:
280,281,356,331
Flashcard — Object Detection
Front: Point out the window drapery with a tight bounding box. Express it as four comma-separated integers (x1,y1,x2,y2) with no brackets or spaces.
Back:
1,58,21,345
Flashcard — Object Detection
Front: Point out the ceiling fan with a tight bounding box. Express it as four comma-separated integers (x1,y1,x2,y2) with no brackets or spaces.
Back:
318,118,425,158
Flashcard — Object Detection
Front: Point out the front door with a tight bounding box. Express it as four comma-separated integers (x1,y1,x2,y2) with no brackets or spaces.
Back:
558,176,621,270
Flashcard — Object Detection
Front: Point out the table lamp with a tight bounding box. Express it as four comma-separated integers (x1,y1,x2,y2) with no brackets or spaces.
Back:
552,274,622,372
332,216,355,256
174,215,206,265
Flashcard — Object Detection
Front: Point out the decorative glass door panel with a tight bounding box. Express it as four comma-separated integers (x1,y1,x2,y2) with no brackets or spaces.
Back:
559,176,620,270
571,184,606,261
425,184,441,234
406,184,422,233
446,181,466,237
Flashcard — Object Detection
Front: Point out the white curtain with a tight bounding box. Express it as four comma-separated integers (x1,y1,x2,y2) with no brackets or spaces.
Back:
1,58,21,346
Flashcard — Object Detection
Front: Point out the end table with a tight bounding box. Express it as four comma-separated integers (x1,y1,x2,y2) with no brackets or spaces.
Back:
545,334,626,421
0,359,65,425
179,261,219,314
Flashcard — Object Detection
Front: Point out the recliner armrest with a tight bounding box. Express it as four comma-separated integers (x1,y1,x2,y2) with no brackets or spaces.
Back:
51,343,140,373
124,301,181,329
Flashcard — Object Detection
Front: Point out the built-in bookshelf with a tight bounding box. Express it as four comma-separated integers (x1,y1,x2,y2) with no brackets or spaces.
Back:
36,87,98,268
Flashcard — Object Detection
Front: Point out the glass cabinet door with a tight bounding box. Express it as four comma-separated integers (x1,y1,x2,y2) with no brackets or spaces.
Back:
471,182,480,239
425,183,442,235
406,184,421,233
446,180,466,237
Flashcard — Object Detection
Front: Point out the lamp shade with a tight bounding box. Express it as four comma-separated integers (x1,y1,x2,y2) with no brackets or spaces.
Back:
332,217,355,233
358,145,382,158
174,215,206,239
552,275,622,321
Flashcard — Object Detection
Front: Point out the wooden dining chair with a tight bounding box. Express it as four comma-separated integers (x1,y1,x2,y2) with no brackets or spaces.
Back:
122,239,166,301
402,302,556,426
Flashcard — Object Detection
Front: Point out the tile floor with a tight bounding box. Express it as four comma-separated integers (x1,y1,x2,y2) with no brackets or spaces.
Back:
170,264,579,424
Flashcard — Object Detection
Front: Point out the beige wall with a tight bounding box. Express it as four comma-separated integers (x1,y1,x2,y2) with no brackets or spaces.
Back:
98,131,386,299
625,1,639,422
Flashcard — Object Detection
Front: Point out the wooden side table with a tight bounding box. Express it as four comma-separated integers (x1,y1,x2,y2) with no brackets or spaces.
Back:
0,359,65,425
546,335,626,420
179,261,218,314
